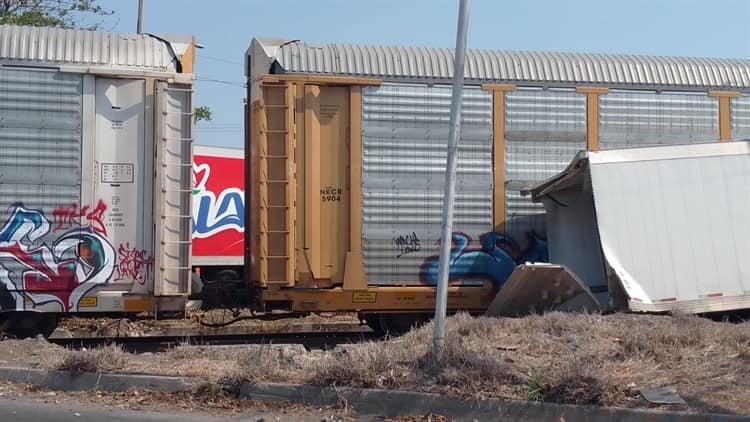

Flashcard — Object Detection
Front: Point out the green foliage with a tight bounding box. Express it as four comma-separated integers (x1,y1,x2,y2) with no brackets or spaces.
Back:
523,370,546,402
194,105,213,123
0,0,112,30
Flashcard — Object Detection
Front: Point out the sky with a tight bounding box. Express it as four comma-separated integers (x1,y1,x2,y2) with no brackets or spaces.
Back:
94,0,750,149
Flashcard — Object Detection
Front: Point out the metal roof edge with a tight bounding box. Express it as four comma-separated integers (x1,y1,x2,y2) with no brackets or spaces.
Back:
247,38,750,90
525,151,590,200
0,24,192,73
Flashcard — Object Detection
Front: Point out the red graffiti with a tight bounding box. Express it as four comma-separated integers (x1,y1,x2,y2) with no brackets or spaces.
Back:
52,200,108,236
0,243,78,310
114,243,153,285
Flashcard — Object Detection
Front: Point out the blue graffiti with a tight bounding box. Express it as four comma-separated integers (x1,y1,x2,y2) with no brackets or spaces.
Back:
0,204,116,311
419,231,548,289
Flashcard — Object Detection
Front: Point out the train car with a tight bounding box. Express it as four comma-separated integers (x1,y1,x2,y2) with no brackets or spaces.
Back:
0,25,195,337
190,145,246,307
245,38,750,332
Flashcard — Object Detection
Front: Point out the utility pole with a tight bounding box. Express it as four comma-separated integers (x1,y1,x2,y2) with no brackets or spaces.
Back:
137,0,145,34
433,0,470,363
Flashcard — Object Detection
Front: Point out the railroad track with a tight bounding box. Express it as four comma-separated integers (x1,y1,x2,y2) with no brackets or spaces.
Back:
49,330,381,353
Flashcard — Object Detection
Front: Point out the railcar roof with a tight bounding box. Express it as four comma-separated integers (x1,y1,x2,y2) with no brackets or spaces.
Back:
248,38,750,91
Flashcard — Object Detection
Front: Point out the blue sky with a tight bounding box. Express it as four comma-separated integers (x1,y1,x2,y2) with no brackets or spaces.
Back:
95,0,750,148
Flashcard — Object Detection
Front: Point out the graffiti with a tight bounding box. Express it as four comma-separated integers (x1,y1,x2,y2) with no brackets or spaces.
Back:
192,162,244,239
52,200,108,236
115,243,153,285
393,231,421,258
0,205,116,311
419,231,548,289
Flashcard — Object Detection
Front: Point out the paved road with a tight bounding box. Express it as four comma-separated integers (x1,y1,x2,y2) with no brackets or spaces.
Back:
0,396,358,422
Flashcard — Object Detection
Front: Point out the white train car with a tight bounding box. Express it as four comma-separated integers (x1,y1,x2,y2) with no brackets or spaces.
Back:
0,25,194,336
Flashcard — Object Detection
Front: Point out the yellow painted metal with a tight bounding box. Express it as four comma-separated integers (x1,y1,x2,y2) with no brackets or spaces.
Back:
575,87,610,95
709,91,741,141
258,83,296,287
342,252,367,290
492,90,507,231
262,285,496,312
319,87,351,282
248,100,262,283
179,36,196,74
262,75,381,86
481,84,516,92
304,85,323,278
342,85,367,290
577,87,609,151
257,96,269,286
301,85,351,282
349,85,363,253
123,298,153,312
285,85,297,284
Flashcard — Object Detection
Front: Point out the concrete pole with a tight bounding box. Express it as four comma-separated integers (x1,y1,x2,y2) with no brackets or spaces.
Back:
433,0,470,362
137,0,145,34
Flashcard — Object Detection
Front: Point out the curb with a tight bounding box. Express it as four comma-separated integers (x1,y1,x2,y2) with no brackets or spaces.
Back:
0,367,746,421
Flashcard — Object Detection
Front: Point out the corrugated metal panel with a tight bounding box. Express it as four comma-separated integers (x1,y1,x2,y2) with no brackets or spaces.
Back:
0,24,176,71
505,88,586,236
731,95,750,139
263,39,750,90
599,91,719,148
0,67,82,308
361,83,493,285
0,68,81,185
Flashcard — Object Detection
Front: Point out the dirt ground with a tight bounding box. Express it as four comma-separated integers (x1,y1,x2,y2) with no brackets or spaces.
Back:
56,311,362,337
2,312,750,416
0,381,446,421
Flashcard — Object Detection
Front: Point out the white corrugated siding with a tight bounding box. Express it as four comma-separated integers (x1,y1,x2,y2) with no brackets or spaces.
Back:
0,24,176,71
504,88,587,236
731,95,750,140
361,83,493,285
599,91,719,148
265,40,750,90
0,67,82,284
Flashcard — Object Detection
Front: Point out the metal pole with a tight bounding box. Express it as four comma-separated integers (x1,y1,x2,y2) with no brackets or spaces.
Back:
433,0,470,362
137,0,145,34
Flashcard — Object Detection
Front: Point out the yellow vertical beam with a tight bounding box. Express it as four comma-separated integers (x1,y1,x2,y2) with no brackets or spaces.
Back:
482,84,515,230
348,86,363,253
257,89,269,286
285,83,297,285
492,91,506,230
709,91,741,141
304,85,322,277
180,36,195,74
577,87,609,151
343,85,366,290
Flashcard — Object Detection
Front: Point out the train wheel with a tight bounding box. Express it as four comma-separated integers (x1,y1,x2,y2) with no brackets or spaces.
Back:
362,313,429,336
0,312,58,339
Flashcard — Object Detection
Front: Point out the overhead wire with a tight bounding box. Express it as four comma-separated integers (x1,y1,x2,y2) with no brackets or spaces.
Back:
195,75,246,87
197,54,244,65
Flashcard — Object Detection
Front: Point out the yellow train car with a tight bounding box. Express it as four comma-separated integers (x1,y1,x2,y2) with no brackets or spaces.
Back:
245,38,750,332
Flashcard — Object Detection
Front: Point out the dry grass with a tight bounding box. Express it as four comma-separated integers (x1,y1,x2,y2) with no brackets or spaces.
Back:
4,312,750,414
55,344,131,373
309,312,750,412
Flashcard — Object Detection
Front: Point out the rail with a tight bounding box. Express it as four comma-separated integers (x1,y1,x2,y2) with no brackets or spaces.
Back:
49,330,379,353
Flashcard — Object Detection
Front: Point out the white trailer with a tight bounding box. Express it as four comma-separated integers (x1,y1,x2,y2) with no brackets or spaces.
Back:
523,140,750,314
0,24,195,336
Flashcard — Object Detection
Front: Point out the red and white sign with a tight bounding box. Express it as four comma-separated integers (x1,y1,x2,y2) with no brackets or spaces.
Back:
192,146,245,265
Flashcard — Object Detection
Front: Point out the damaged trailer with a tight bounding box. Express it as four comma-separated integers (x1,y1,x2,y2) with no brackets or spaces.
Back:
491,140,750,316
